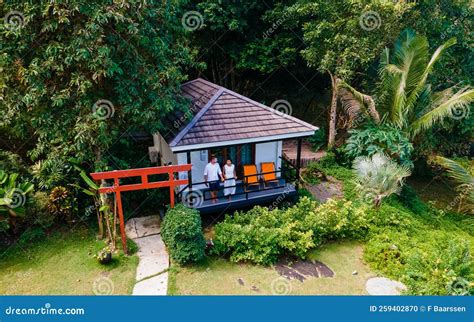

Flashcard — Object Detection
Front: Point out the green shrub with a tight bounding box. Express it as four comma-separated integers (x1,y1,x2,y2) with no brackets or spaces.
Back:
212,197,370,265
309,199,370,240
27,191,56,228
161,204,206,265
212,199,317,265
345,124,414,168
365,230,473,295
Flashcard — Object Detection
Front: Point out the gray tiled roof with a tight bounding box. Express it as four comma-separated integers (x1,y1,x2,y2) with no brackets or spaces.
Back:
168,78,318,148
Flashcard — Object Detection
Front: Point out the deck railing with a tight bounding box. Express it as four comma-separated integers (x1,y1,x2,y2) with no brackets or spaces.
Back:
177,161,298,207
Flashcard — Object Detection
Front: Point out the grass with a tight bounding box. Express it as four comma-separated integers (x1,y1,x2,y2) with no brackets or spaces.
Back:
168,240,374,295
0,226,138,295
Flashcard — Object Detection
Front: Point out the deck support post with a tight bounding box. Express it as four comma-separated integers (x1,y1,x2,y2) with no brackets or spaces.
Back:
186,151,193,205
296,138,302,189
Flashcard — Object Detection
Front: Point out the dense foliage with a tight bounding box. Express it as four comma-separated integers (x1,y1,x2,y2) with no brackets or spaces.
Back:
162,205,206,265
212,197,370,265
0,0,197,236
345,124,414,167
317,154,473,295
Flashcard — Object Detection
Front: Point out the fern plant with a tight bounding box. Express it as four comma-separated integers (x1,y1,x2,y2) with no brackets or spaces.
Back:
353,153,411,208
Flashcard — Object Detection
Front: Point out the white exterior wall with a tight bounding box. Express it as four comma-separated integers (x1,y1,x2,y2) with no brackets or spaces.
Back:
151,133,177,165
255,141,282,177
177,150,209,189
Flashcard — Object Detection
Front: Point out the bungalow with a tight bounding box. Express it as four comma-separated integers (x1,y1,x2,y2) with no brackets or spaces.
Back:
149,78,318,213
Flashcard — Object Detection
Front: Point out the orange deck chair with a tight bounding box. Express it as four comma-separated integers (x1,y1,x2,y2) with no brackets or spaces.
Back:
261,162,279,188
243,164,260,192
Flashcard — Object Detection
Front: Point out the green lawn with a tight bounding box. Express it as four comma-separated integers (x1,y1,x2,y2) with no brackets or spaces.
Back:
0,227,138,295
168,241,374,295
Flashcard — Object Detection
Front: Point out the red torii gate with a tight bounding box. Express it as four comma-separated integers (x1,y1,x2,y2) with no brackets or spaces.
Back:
90,164,192,253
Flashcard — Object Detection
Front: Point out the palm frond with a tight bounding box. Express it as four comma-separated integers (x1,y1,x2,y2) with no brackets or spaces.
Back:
434,156,474,187
405,37,457,112
338,82,380,125
410,87,474,136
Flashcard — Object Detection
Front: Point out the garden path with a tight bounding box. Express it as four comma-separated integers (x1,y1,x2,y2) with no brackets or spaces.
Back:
125,215,169,295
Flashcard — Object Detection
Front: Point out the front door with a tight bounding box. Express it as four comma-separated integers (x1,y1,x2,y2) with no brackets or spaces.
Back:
208,143,255,179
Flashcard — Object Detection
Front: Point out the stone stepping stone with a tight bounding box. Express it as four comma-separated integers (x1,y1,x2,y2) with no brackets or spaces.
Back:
134,235,169,281
125,215,161,239
133,272,168,296
125,215,169,295
366,277,407,295
275,258,334,282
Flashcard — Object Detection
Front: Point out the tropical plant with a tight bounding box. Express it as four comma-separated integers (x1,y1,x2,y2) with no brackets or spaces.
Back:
72,166,117,247
47,186,77,222
353,153,411,208
433,156,473,214
345,124,414,168
0,170,34,230
377,30,474,138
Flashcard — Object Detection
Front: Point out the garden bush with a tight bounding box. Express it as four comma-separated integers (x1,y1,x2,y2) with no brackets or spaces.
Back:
161,204,206,265
345,124,414,168
212,197,370,265
212,204,315,265
365,229,473,295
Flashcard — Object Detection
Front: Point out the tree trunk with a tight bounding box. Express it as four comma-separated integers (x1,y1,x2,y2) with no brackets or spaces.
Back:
328,71,339,149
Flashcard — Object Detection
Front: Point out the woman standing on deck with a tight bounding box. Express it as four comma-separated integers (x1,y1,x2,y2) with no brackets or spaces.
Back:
223,159,236,200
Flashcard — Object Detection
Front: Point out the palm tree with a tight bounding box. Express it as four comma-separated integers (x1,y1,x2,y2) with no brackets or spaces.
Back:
433,156,473,214
377,30,473,138
335,30,473,142
353,153,411,208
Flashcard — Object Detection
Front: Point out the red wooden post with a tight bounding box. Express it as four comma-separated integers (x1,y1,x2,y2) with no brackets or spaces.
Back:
169,170,175,207
114,178,127,253
90,164,191,254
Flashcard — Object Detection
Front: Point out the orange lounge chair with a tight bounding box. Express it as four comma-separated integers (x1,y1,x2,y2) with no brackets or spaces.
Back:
261,162,278,188
243,164,260,192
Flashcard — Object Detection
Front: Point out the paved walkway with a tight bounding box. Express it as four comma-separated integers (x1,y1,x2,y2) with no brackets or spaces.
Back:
366,277,407,295
125,215,169,295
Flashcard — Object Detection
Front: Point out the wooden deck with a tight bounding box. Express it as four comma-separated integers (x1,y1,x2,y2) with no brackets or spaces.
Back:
181,178,297,214
282,139,326,168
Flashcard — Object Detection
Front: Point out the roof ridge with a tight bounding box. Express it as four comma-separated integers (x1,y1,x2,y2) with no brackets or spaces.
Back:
170,87,225,147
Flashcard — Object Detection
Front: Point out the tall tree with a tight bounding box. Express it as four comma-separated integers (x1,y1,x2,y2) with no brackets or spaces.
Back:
1,0,197,174
284,0,413,147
